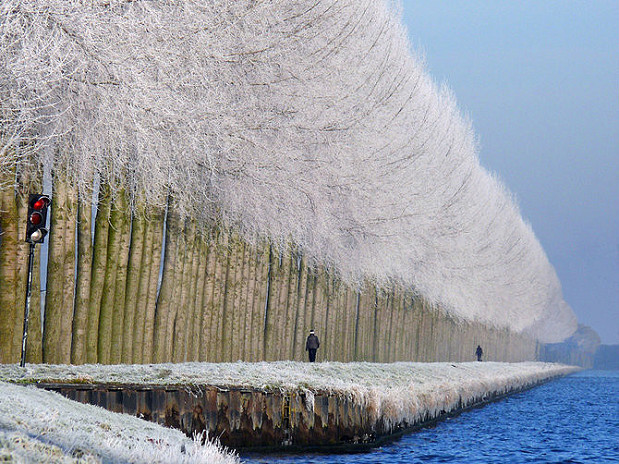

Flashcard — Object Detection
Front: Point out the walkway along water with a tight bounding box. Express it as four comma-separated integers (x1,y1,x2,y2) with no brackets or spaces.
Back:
0,362,579,451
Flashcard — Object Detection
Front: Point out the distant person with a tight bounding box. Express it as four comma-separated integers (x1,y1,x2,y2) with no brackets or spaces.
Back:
476,345,483,362
305,330,320,362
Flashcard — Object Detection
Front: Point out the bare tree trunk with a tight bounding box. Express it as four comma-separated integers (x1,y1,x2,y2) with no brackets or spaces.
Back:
344,285,355,361
362,287,370,361
188,236,209,361
12,188,30,362
121,202,147,364
225,233,244,362
194,237,210,362
172,219,195,362
292,254,308,361
328,278,341,361
352,289,361,361
85,184,111,363
303,268,317,360
131,209,155,364
165,215,188,362
252,241,270,361
428,306,438,361
236,239,251,360
60,184,78,363
0,181,19,363
95,190,129,364
325,275,340,361
377,289,389,362
199,230,217,362
240,240,257,360
402,292,415,360
384,289,395,362
273,245,290,360
71,191,93,364
436,311,445,361
262,244,276,361
263,244,281,361
0,172,41,364
277,247,294,360
202,229,220,362
363,286,374,361
344,285,356,361
108,191,131,364
418,300,428,362
0,174,41,364
311,266,327,361
211,229,230,362
25,240,43,364
411,292,420,360
284,249,300,359
43,176,77,364
394,289,401,361
153,208,182,363
400,291,410,360
140,208,164,364
370,286,379,362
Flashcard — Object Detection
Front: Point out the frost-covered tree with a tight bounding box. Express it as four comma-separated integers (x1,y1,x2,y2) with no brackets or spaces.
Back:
0,0,576,345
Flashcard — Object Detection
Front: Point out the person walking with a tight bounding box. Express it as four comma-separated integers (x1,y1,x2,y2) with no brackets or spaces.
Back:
476,345,483,362
305,330,320,362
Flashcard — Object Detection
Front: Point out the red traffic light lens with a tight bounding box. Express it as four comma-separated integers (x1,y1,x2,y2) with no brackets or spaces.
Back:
30,212,43,225
33,198,49,210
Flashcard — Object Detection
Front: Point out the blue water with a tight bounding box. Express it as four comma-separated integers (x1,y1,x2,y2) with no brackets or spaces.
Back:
242,370,619,463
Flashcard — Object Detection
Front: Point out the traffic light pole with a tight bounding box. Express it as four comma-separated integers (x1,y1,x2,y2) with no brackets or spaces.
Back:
20,242,36,368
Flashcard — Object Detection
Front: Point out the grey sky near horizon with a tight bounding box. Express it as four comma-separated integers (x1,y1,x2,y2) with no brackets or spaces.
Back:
401,1,619,344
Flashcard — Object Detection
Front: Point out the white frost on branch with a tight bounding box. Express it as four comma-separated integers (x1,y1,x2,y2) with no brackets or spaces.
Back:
0,0,577,342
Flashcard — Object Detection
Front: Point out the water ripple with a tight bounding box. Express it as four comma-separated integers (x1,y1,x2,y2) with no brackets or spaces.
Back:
243,371,619,464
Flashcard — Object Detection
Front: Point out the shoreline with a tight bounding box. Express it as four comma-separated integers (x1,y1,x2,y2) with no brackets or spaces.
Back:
0,361,580,453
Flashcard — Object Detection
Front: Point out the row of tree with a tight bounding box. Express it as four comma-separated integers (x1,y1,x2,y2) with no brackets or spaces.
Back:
1,0,575,357
0,177,536,364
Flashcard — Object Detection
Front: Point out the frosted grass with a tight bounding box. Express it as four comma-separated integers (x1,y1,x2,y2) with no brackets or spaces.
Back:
0,380,240,464
0,361,578,432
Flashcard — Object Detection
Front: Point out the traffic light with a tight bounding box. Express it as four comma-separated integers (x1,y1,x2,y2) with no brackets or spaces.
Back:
25,194,50,244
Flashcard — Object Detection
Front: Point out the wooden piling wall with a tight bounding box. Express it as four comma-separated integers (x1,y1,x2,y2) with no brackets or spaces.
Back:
34,372,566,451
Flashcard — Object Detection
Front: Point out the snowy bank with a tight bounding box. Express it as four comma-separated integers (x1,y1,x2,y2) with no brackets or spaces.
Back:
0,362,578,451
0,381,240,463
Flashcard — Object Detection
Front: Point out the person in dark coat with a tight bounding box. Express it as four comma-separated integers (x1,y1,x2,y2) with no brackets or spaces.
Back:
306,330,320,362
476,345,483,361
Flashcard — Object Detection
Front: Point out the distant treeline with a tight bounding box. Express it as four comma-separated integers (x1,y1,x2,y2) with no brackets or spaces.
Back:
539,324,601,368
593,345,619,370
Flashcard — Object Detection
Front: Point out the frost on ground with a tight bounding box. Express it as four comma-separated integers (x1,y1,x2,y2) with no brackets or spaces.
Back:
0,361,578,437
0,381,241,464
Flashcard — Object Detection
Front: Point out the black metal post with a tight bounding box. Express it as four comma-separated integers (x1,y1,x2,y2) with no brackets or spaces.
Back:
20,242,36,367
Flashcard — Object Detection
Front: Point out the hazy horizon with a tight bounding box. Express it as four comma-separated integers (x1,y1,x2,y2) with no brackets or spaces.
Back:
402,0,619,344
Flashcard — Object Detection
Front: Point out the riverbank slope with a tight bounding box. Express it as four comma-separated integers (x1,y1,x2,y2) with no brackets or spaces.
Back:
0,361,578,455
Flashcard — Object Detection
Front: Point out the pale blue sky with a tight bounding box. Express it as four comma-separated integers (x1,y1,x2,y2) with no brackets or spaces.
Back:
401,1,619,344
